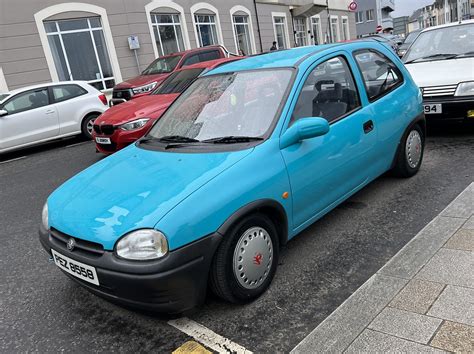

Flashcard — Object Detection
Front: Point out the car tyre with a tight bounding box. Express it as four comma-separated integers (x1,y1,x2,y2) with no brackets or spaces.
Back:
393,124,424,178
210,213,279,303
81,113,100,140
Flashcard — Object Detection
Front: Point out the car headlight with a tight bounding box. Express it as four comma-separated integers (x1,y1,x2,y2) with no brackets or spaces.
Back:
398,49,407,57
116,229,168,260
42,202,48,230
120,118,150,131
132,82,157,95
455,81,474,96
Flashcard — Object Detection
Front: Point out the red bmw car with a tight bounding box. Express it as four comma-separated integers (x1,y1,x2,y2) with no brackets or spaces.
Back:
93,57,241,154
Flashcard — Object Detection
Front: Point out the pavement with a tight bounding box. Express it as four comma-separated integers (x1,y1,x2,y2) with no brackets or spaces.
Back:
1,122,473,352
292,182,474,353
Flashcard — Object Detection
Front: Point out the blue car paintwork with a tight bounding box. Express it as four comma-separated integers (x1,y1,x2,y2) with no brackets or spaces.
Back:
47,42,422,252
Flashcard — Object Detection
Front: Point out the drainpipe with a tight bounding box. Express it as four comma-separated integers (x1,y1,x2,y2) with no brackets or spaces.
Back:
289,8,297,47
326,0,332,43
252,0,264,53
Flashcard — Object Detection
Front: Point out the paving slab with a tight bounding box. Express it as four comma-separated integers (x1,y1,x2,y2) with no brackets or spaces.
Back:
427,286,474,326
290,274,407,353
379,216,465,279
344,329,445,353
430,321,474,353
444,228,474,251
389,279,445,314
463,215,474,230
368,307,442,344
440,183,474,218
415,248,474,288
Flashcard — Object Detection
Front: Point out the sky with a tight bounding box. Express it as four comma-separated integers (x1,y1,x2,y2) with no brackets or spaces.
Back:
391,0,435,17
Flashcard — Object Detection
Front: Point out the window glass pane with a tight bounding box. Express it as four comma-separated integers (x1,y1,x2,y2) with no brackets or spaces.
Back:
105,79,115,89
156,14,173,23
233,15,247,24
235,22,251,55
275,23,286,49
93,31,113,78
142,55,182,74
44,22,57,33
4,89,49,115
175,25,185,52
275,17,284,24
47,35,69,80
158,25,180,54
292,56,360,124
182,54,200,66
89,17,101,28
52,85,87,102
151,14,157,24
58,18,88,31
197,24,218,46
199,50,220,62
89,81,104,91
354,50,402,100
62,31,101,80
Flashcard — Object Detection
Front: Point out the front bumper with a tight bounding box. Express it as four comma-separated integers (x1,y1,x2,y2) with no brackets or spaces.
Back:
423,96,474,121
93,123,153,154
39,224,222,314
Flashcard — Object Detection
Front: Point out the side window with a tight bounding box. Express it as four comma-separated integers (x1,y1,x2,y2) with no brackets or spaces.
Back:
199,50,220,62
182,54,200,67
354,49,403,101
3,89,49,115
52,85,87,103
292,56,361,124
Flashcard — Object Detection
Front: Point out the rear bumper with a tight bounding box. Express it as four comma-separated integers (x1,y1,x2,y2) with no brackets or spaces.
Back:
423,96,474,121
39,224,222,314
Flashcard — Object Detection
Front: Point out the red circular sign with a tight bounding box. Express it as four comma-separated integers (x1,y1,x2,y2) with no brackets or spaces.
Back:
348,2,357,11
376,25,383,32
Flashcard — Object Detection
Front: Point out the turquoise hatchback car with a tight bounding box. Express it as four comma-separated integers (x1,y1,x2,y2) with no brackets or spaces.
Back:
40,42,424,313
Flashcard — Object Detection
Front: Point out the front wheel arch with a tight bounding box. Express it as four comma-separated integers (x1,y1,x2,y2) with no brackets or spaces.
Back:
81,112,102,139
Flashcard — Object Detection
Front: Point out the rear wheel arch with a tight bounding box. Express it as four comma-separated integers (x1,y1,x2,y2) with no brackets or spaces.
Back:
217,199,289,248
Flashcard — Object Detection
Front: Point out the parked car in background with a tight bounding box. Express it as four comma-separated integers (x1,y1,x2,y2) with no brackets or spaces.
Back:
40,42,424,314
94,57,242,154
0,81,107,154
361,34,400,53
397,29,421,57
111,45,236,105
404,20,474,122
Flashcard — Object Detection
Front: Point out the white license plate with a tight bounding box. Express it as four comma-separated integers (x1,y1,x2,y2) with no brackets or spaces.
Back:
95,137,111,144
51,249,99,286
423,104,442,114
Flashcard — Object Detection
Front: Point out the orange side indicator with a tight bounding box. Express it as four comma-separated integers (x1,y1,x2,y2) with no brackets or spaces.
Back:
282,191,289,199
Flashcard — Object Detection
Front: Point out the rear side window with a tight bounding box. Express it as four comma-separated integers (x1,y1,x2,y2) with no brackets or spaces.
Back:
52,84,87,103
182,54,199,66
182,50,221,67
154,68,204,94
354,49,403,101
3,88,49,115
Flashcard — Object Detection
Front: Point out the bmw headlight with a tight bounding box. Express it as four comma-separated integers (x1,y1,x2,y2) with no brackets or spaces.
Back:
120,118,150,131
42,202,48,230
132,82,157,95
455,81,474,96
116,229,168,260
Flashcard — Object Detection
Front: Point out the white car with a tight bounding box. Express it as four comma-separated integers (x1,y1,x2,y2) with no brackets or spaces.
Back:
0,81,108,154
403,20,474,121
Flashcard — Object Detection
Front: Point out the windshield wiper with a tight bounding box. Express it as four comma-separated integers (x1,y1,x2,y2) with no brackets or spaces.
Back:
157,135,200,143
455,51,474,58
202,136,263,144
405,53,457,64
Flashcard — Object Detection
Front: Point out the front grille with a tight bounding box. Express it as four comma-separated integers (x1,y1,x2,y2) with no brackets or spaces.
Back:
421,84,457,98
93,124,116,135
112,89,133,101
50,228,104,257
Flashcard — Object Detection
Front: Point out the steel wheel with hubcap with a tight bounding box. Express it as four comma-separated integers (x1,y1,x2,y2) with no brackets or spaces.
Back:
210,214,279,303
393,124,424,178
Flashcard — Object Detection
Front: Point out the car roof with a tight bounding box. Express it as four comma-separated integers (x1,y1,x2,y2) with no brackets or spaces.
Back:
5,80,90,96
420,19,474,33
174,57,242,72
156,45,225,59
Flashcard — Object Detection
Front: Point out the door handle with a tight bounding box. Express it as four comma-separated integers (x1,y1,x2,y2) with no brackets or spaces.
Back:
363,120,374,134
45,109,55,114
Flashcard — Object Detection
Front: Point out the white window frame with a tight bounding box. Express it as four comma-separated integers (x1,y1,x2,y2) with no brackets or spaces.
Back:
330,15,340,43
341,16,350,41
145,0,191,58
190,2,224,47
355,11,364,24
34,3,122,86
271,12,291,49
229,5,257,55
366,9,375,22
294,17,307,47
310,15,322,45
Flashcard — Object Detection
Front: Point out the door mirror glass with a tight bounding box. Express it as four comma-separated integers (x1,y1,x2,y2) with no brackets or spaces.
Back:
280,117,329,149
0,109,8,117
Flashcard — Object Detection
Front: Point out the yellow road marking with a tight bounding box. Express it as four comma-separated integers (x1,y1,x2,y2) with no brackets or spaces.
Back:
172,341,211,354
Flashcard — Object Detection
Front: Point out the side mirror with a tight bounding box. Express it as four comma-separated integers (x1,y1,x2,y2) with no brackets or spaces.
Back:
280,117,329,149
0,109,8,117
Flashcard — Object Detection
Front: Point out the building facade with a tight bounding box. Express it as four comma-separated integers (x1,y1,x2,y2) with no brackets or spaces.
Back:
392,15,408,36
0,0,356,92
354,0,395,37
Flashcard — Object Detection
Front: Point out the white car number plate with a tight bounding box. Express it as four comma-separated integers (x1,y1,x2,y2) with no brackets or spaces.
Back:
423,104,442,114
95,137,111,144
51,249,99,286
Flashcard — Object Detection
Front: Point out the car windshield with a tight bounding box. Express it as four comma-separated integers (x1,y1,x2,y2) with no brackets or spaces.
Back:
153,68,204,95
146,69,293,142
404,31,419,44
142,55,182,75
404,23,474,63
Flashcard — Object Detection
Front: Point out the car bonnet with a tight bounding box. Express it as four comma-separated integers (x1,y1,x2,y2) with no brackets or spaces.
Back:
47,144,253,250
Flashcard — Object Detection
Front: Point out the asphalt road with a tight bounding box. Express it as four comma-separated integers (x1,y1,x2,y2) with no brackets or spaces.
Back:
1,122,474,352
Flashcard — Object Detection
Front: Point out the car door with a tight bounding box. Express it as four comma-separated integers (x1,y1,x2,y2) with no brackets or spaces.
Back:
0,87,59,150
280,53,377,230
50,84,89,135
